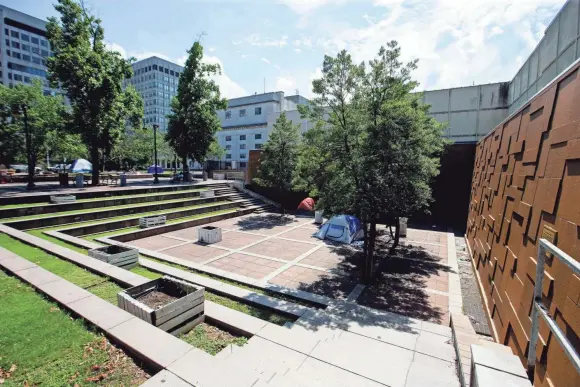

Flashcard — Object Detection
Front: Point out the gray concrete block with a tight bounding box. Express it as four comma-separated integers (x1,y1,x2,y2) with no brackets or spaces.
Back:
141,370,193,387
295,357,385,387
257,322,320,354
205,300,268,336
415,331,456,362
405,353,460,387
167,349,260,387
107,317,194,369
310,330,414,387
38,279,93,305
0,252,37,272
472,364,532,387
68,295,135,330
15,266,61,286
471,344,528,378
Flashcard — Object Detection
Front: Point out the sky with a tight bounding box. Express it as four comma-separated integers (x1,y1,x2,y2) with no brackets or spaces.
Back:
5,0,568,99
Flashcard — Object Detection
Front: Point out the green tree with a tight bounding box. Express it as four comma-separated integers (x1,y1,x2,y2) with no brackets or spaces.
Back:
46,0,143,185
295,42,446,282
0,105,23,168
254,112,301,211
166,41,227,182
45,130,87,169
0,80,68,189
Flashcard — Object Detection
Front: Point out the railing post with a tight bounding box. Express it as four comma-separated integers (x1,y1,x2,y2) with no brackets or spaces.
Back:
527,242,546,377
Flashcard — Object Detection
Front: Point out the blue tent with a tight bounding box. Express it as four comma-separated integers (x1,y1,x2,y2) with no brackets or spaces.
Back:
315,215,364,244
71,158,92,173
148,165,164,174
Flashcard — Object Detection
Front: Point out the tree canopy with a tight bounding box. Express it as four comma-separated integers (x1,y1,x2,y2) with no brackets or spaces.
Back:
166,41,227,181
46,0,143,184
295,41,447,282
0,80,68,188
254,112,301,195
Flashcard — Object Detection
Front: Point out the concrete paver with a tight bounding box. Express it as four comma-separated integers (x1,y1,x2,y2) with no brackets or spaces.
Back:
128,235,182,251
141,370,193,387
162,242,228,263
405,353,460,387
16,266,62,286
38,279,93,305
68,295,135,330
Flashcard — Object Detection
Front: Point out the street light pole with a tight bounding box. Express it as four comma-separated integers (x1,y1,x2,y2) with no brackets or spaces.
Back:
153,124,159,184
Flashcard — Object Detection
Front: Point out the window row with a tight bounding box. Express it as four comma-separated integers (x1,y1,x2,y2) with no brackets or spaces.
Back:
134,64,180,78
225,143,262,150
225,134,262,141
225,153,247,160
225,107,262,119
5,28,49,47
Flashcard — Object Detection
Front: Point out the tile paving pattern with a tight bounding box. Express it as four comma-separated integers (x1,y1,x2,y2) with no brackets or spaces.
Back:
128,214,455,324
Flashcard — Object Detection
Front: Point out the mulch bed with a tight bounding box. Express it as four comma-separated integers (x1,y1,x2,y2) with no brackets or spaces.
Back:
137,290,178,310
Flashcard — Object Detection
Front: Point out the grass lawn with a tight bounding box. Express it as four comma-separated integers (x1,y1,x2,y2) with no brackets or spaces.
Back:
179,323,247,355
0,270,150,386
0,188,206,210
0,234,123,304
1,197,231,223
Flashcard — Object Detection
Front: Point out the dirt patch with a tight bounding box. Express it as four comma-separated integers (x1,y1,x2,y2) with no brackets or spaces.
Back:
179,322,248,355
137,290,179,309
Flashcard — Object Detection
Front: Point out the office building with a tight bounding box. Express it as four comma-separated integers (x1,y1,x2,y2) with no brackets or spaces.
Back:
125,56,183,132
0,5,57,95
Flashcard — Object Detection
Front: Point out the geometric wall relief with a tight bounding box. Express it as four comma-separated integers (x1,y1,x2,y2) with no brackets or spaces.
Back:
466,63,580,387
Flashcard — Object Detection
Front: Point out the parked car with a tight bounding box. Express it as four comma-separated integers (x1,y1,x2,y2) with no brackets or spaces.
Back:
10,164,42,174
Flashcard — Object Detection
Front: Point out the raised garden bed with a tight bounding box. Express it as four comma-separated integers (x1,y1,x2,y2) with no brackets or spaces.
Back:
117,276,205,335
50,194,76,204
198,226,222,244
139,215,167,228
200,190,215,199
88,245,139,269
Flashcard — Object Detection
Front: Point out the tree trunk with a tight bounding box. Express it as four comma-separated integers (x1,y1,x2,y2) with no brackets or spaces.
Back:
390,217,401,253
23,107,35,190
91,144,100,186
182,156,190,182
361,222,377,284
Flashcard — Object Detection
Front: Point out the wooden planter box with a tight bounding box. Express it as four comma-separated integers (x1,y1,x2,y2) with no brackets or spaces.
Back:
200,190,215,199
198,226,222,244
88,245,139,269
139,215,167,228
50,194,76,204
117,276,204,335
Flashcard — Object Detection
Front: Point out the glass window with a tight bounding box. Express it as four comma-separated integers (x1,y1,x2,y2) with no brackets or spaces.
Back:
4,28,7,35
255,144,263,149
32,57,41,64
22,55,31,62
225,136,231,141
40,40,48,47
240,135,246,140
225,145,231,150
255,107,262,115
225,111,231,119
12,52,21,59
164,76,169,82
22,44,30,52
31,37,39,44
8,73,12,80
170,70,174,76
11,41,19,49
41,50,49,57
239,109,246,117
164,68,169,74
10,30,18,38
21,33,30,42
240,144,246,149
6,50,10,56
4,39,8,45
24,76,31,83
153,64,158,70
255,134,262,140
13,74,22,81
226,154,232,159
240,153,247,159
31,47,39,54
159,66,164,72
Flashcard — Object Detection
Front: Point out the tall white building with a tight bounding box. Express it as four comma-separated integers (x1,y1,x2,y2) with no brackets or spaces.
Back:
0,5,57,95
215,92,310,168
125,56,183,132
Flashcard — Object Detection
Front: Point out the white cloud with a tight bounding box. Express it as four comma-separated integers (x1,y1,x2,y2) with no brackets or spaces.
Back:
241,54,250,59
238,34,288,47
310,0,566,90
208,47,216,52
261,57,272,64
277,0,347,14
203,55,248,99
294,48,302,53
275,76,297,94
293,37,313,48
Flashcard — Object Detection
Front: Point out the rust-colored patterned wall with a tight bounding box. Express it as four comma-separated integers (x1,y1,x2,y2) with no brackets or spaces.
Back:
466,63,580,387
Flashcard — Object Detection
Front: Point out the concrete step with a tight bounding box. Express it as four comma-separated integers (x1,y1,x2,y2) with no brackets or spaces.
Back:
222,336,306,382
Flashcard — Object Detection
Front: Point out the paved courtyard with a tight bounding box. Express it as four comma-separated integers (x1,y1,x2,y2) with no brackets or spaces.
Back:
128,214,455,325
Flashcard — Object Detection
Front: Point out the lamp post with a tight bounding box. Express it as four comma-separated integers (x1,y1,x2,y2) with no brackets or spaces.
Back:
12,104,35,190
153,124,159,184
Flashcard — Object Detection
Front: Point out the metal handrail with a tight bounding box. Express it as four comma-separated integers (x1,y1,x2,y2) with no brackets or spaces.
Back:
527,238,580,378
